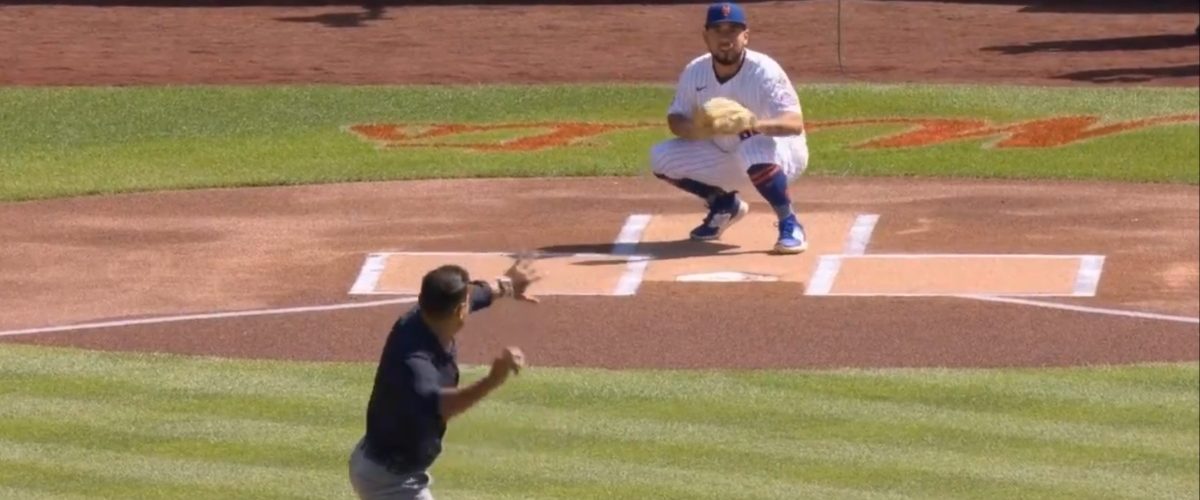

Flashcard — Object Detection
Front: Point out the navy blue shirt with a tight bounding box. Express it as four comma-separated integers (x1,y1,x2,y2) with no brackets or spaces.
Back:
362,282,495,472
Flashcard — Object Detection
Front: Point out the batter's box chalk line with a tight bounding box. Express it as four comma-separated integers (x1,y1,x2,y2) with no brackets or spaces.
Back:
347,250,652,297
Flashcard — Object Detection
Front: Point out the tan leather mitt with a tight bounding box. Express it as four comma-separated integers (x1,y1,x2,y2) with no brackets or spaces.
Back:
693,97,758,137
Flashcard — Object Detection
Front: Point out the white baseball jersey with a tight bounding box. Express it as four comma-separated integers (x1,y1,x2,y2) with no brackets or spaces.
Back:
651,49,809,192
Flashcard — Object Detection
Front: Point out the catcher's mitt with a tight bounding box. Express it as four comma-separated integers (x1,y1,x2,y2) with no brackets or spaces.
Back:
693,97,757,137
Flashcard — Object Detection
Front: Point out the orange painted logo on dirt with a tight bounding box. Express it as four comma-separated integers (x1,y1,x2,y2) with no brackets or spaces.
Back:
347,122,647,152
810,114,1199,149
347,114,1197,152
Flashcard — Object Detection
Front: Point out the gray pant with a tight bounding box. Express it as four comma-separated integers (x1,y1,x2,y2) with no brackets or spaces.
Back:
348,438,434,500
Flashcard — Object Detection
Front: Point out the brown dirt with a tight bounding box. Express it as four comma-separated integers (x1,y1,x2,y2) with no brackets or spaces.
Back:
2,177,1196,368
0,1,1197,368
828,255,1086,296
1,1,1197,87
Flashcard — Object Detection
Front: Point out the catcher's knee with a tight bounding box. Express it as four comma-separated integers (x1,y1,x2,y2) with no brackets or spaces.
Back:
649,140,676,175
790,140,810,178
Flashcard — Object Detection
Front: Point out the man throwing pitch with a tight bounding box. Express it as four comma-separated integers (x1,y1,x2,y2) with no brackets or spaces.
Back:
651,2,810,254
348,257,541,499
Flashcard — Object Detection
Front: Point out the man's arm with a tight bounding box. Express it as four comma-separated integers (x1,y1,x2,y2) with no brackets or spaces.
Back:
437,370,506,420
754,67,806,137
467,280,496,313
407,349,523,421
753,111,805,136
668,112,708,140
405,355,504,422
465,253,538,311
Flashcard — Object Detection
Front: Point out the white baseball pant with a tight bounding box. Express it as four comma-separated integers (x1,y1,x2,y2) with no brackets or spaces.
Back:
650,133,809,193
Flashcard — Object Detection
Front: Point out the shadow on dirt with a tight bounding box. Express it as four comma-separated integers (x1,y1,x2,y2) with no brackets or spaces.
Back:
1054,64,1200,84
274,6,383,27
982,33,1199,54
537,239,784,264
881,0,1198,14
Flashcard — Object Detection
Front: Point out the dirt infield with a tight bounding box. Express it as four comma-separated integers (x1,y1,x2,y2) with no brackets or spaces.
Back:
2,176,1197,368
1,1,1198,368
2,1,1198,86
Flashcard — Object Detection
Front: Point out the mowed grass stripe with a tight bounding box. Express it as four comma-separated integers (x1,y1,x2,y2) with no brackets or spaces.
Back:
445,443,915,500
0,394,354,464
0,440,344,500
3,350,1195,456
0,485,97,500
820,367,1198,409
0,344,1195,499
7,364,1192,460
507,371,1197,457
0,347,368,400
737,373,1197,430
458,401,1193,499
449,441,1098,500
6,348,1194,435
4,391,1191,498
0,459,304,500
0,370,362,427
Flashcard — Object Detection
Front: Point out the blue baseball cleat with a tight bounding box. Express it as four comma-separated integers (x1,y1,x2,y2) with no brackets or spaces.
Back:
773,214,808,254
690,192,749,241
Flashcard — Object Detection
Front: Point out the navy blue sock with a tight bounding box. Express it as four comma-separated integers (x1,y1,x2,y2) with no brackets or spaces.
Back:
746,163,794,219
655,173,728,205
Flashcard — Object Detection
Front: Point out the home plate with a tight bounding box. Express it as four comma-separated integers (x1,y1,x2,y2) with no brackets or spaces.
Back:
675,271,781,282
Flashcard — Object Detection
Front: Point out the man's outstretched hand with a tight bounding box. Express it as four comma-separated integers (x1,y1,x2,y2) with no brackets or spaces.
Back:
503,254,543,303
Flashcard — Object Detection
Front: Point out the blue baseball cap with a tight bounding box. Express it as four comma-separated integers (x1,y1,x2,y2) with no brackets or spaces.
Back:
705,2,747,28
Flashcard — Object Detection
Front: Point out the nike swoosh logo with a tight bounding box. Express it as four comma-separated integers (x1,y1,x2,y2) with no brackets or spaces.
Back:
695,86,707,91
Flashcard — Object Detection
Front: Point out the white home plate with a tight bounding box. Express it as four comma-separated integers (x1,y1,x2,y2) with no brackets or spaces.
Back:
675,271,781,282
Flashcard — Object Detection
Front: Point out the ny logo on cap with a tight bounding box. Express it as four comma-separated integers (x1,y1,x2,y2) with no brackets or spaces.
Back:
721,3,731,17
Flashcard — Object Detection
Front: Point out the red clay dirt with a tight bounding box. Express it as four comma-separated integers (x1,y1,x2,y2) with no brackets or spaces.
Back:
1,1,1198,86
1,1,1198,368
2,177,1196,368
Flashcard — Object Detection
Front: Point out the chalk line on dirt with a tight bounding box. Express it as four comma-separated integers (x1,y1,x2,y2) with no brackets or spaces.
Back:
613,214,652,296
0,297,418,338
844,213,880,256
958,296,1199,325
348,253,389,294
805,213,880,296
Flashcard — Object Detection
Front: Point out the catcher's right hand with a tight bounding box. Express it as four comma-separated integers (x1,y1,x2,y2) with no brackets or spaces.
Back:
692,97,758,137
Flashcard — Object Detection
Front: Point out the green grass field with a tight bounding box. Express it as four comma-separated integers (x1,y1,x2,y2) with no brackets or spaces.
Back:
0,84,1196,201
1,344,1196,500
1,82,1198,499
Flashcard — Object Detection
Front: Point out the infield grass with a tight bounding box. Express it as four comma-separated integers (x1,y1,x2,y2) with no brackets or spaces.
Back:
1,83,1197,201
0,343,1196,500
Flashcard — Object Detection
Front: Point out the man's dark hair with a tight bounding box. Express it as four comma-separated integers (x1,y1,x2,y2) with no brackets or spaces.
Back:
418,264,471,318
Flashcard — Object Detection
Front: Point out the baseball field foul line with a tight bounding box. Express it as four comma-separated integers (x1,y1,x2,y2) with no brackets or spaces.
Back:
0,297,419,338
959,296,1200,325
